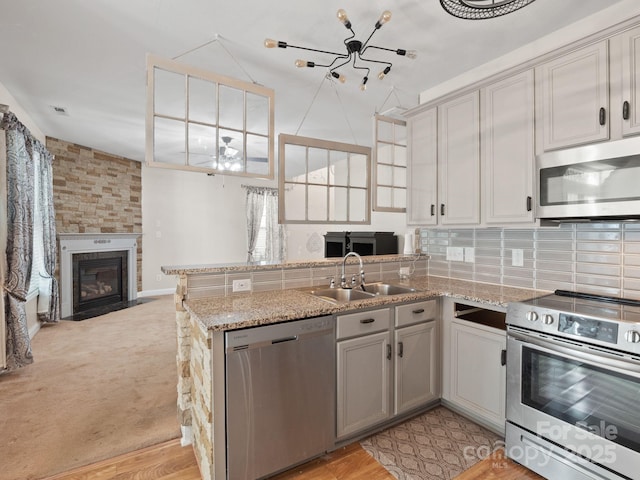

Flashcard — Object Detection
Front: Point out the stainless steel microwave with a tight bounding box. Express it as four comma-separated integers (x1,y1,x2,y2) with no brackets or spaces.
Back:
536,137,640,223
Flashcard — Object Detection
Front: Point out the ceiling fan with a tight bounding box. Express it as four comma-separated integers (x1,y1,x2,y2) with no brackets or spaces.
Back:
213,135,242,171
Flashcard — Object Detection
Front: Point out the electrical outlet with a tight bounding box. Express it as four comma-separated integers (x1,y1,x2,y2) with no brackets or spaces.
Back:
156,274,162,282
512,249,524,267
464,247,475,263
399,267,410,277
232,279,252,292
446,247,464,261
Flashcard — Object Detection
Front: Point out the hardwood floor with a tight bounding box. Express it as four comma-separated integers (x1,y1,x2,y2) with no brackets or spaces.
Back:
42,439,542,480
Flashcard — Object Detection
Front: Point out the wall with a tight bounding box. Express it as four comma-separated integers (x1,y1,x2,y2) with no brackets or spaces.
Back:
143,166,409,293
419,223,640,298
47,137,143,290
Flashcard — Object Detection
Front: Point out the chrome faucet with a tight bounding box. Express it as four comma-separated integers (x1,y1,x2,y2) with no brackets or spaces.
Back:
340,252,365,289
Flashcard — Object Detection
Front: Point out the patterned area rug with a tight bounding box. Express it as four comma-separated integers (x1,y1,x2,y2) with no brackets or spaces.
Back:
361,406,501,480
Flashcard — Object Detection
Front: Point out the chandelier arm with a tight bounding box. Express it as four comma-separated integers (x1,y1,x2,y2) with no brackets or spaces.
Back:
352,55,371,78
285,43,346,57
329,56,353,74
357,53,392,69
361,45,402,56
311,54,351,69
359,26,380,52
342,28,356,47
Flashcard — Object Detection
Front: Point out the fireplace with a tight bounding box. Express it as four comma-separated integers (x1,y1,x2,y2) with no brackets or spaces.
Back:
73,250,128,314
59,233,139,319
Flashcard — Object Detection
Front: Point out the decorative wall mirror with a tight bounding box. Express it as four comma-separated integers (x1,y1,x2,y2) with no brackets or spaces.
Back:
373,114,407,212
279,134,371,224
146,54,274,179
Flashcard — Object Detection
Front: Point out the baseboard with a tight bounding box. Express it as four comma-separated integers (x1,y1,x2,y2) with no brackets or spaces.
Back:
138,288,174,298
180,425,193,446
29,320,41,339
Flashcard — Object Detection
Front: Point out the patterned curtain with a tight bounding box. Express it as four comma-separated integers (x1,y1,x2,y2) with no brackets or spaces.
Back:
1,112,59,372
2,112,35,370
244,186,284,263
32,143,59,324
245,186,266,263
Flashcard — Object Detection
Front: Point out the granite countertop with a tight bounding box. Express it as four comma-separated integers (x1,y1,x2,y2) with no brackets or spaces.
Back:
161,254,427,275
183,275,549,332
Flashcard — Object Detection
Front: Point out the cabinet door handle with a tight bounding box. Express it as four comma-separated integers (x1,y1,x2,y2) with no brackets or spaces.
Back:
599,107,606,126
440,204,445,216
623,101,630,120
501,349,507,366
386,344,392,360
360,318,375,324
412,308,425,314
398,341,404,358
430,204,435,216
526,196,532,212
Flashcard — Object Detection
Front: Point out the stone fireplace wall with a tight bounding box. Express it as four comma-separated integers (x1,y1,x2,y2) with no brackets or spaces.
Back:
47,137,143,290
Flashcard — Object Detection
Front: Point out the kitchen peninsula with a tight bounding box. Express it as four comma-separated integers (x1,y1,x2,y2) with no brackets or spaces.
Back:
162,255,544,480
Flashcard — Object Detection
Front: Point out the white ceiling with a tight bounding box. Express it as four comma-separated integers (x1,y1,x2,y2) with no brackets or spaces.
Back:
0,0,628,163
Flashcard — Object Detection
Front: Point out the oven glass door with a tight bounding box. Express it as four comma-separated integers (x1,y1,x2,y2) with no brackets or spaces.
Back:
521,345,640,453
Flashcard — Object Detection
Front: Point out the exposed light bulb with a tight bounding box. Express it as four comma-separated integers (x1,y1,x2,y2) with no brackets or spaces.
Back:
379,10,392,25
295,59,306,68
264,38,277,48
360,76,368,91
336,9,351,29
378,66,391,80
406,50,417,59
331,71,346,83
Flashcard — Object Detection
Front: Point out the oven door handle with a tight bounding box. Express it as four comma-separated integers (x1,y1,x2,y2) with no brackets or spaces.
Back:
508,329,640,375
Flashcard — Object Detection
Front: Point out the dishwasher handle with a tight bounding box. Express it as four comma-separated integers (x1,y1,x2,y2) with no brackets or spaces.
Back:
272,336,298,344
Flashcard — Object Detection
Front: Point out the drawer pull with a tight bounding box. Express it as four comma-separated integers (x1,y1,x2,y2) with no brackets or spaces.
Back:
412,308,425,314
360,318,375,324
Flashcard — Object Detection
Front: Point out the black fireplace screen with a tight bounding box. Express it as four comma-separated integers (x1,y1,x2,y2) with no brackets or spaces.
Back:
72,250,128,314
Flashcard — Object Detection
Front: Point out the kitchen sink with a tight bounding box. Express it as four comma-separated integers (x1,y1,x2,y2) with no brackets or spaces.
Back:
304,282,416,304
362,282,417,296
307,287,376,303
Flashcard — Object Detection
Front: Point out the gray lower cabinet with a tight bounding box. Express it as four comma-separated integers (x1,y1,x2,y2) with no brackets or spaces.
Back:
336,300,439,440
336,308,391,439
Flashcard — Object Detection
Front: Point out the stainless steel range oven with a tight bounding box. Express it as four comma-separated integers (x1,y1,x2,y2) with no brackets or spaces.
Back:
505,290,640,480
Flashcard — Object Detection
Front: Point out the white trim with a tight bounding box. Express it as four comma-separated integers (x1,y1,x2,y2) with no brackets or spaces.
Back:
138,288,174,298
180,425,193,447
58,233,140,318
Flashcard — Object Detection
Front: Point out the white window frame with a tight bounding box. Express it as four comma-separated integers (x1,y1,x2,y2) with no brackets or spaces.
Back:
146,54,275,179
373,114,407,213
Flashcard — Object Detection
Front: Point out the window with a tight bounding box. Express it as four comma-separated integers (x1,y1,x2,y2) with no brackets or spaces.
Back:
279,134,371,224
29,154,45,298
373,114,407,212
146,54,275,179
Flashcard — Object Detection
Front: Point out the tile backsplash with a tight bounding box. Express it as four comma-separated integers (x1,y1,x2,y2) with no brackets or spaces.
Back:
419,223,640,299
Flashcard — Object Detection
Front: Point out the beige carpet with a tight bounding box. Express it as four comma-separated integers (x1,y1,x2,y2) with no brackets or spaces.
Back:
0,295,181,480
361,406,501,480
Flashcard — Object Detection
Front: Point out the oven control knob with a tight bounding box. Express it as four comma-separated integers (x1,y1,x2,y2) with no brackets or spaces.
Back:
526,311,538,322
542,314,554,325
625,330,640,344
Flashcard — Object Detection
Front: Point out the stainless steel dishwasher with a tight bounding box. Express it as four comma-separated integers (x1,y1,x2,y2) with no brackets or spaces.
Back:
225,316,335,480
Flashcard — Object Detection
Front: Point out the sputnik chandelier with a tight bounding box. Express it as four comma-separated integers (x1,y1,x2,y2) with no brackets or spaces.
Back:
264,9,416,91
440,0,537,20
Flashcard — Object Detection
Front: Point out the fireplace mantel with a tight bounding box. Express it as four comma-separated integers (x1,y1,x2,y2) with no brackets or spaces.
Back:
59,233,140,318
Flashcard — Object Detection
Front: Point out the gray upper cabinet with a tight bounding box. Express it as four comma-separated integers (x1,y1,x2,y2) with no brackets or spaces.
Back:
620,25,640,137
481,70,535,225
407,107,438,225
438,91,480,225
536,41,609,152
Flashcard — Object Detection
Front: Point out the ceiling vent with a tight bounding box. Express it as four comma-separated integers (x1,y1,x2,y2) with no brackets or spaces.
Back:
51,105,69,116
